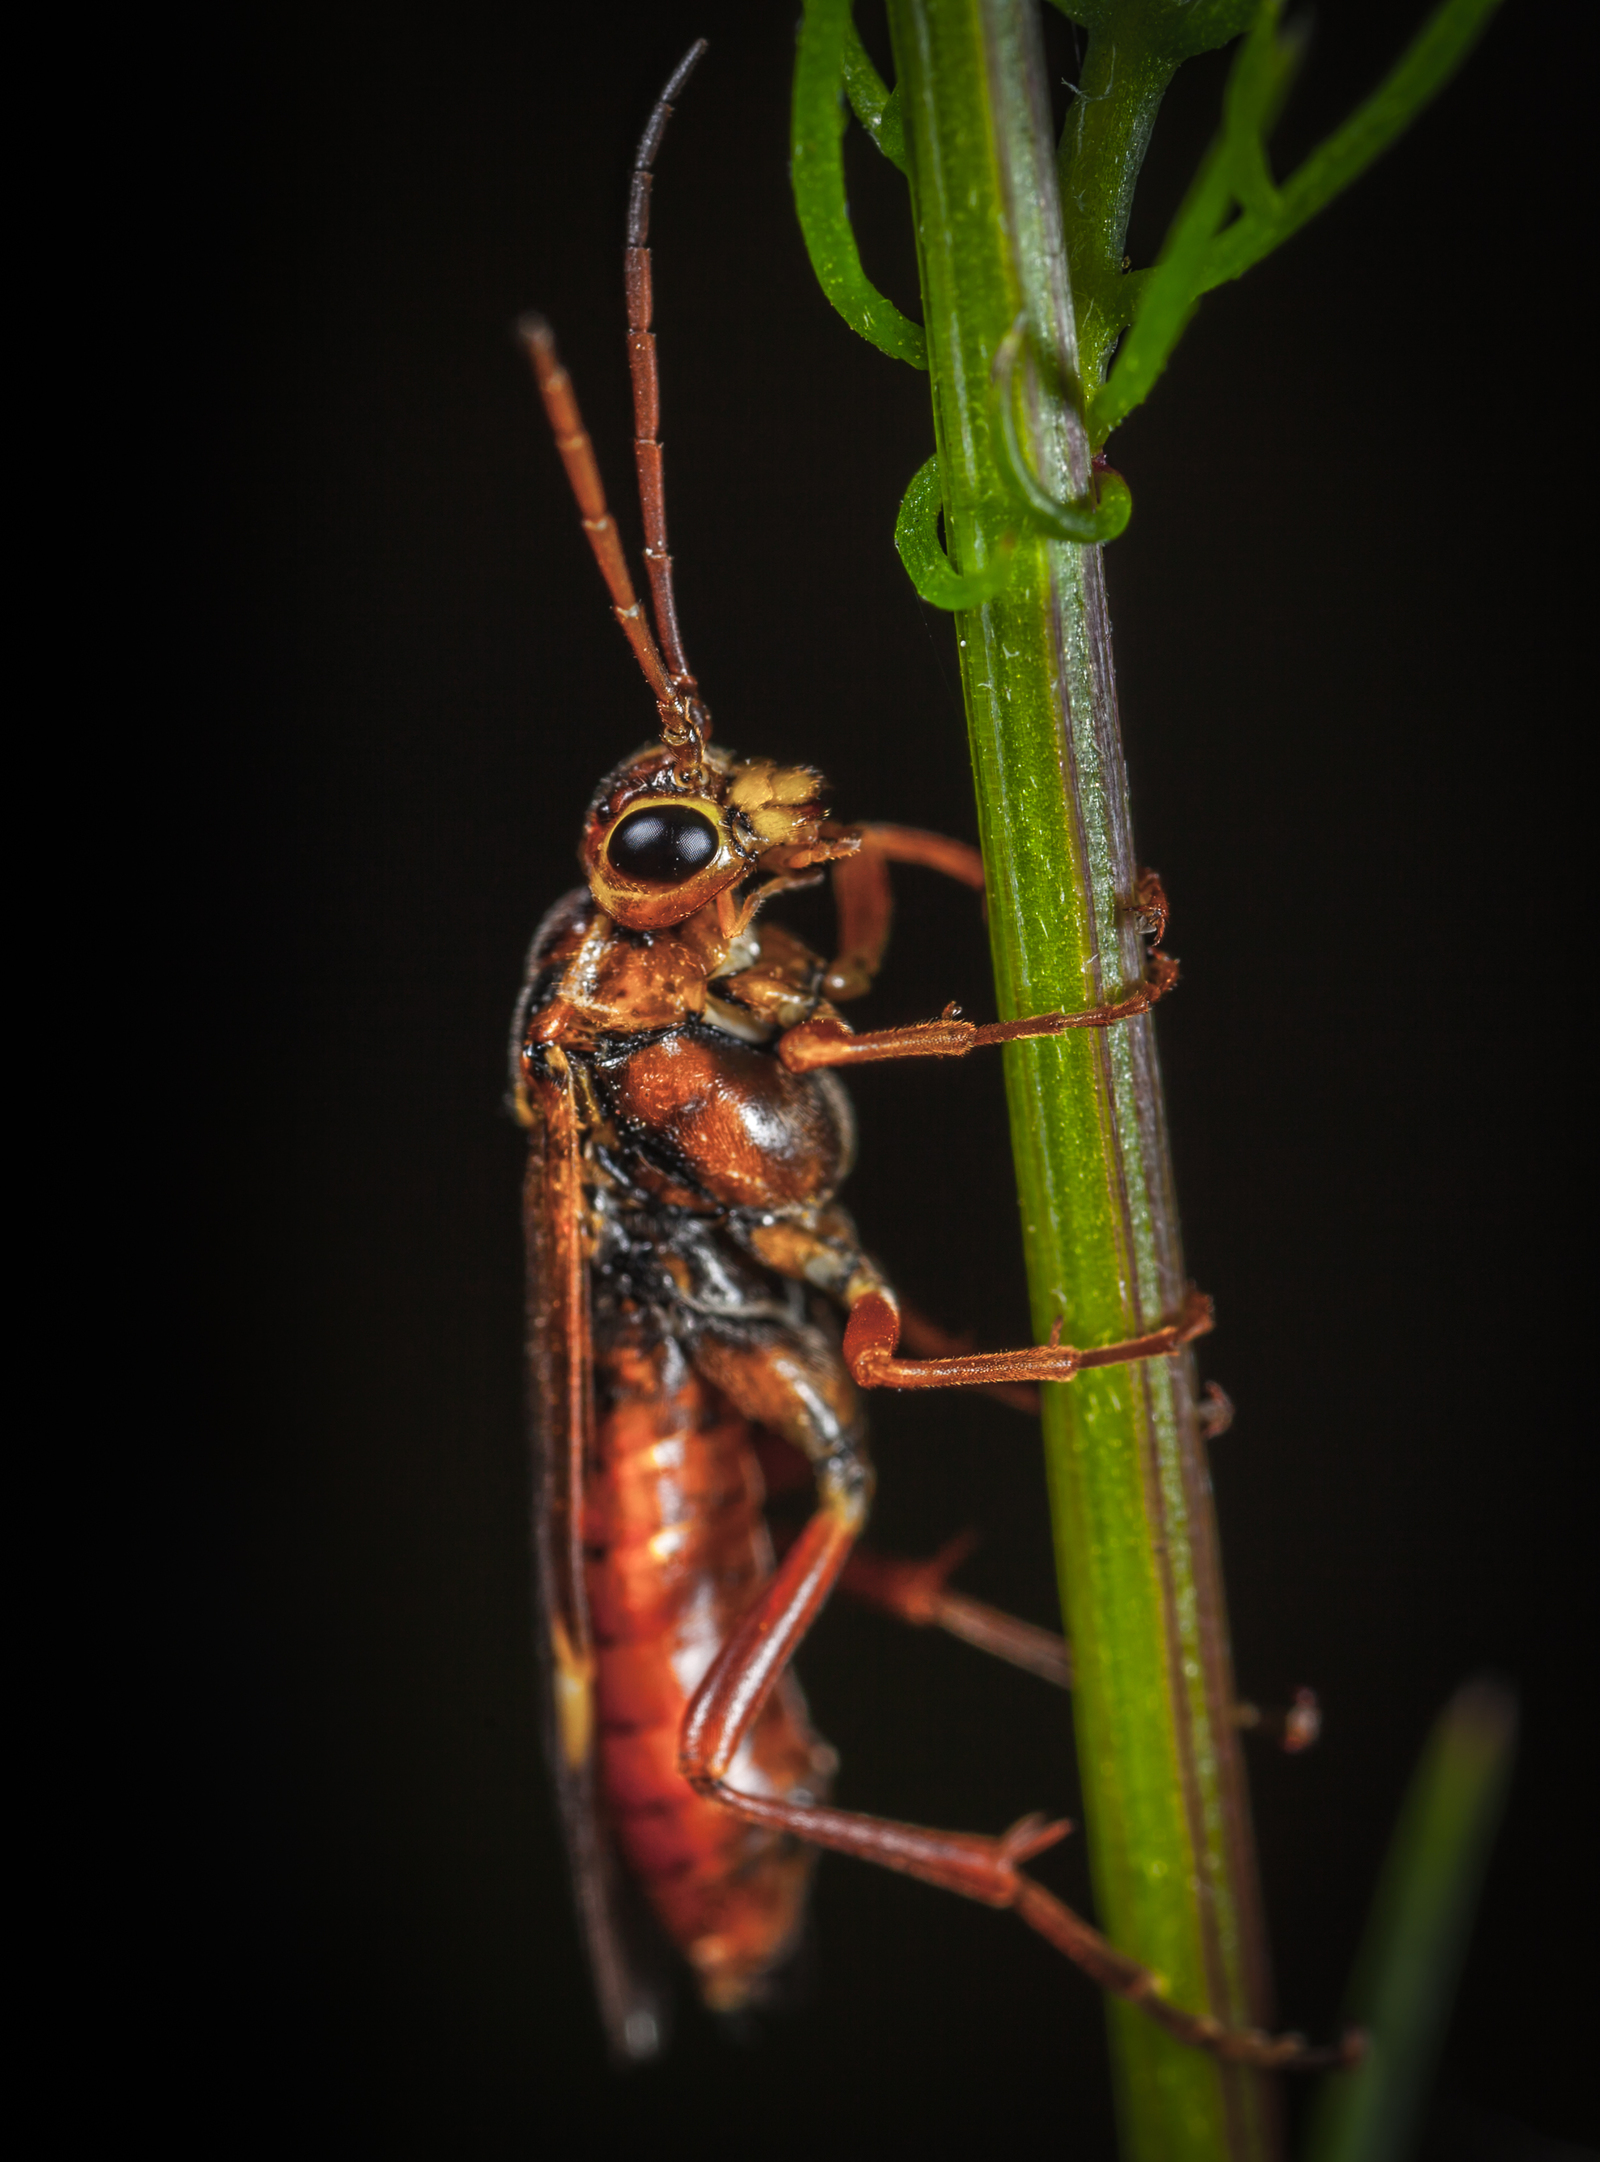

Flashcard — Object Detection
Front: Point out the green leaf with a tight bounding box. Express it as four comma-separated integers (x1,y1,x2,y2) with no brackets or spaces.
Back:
1067,0,1500,444
792,0,927,367
991,320,1133,540
1089,135,1228,441
1200,0,1503,294
841,12,909,176
1303,1680,1517,2162
894,455,1017,609
1091,0,1296,442
1219,0,1293,217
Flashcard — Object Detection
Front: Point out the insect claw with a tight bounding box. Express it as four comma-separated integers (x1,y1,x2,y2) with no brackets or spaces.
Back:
1283,1686,1322,1753
1197,1379,1235,1439
1233,1685,1322,1752
1133,866,1170,946
1179,1285,1214,1340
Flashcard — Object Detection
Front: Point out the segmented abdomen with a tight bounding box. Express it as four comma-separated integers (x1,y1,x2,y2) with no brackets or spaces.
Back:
584,1331,830,2011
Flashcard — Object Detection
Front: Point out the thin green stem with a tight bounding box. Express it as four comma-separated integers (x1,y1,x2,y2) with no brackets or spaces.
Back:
842,15,910,174
1054,27,1178,399
1093,3,1298,441
1050,0,1503,445
793,0,927,366
884,4,1275,2156
792,10,1506,2156
1199,0,1503,294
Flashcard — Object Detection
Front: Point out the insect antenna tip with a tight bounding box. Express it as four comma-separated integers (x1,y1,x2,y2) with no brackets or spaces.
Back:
667,37,709,95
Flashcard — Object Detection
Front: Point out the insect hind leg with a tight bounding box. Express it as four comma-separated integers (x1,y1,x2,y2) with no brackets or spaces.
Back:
681,1319,1353,2072
680,1513,1354,2071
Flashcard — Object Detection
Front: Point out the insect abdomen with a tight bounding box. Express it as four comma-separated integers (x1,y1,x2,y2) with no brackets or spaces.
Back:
584,1331,828,2011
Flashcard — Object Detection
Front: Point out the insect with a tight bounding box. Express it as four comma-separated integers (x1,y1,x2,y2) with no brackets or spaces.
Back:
512,42,1342,2070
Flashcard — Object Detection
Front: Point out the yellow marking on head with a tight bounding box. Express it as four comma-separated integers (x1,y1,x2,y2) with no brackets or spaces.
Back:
727,757,823,810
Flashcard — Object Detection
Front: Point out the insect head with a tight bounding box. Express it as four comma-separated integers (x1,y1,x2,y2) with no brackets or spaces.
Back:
581,743,851,931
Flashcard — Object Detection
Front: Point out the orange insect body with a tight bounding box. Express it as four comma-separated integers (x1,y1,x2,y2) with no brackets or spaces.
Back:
516,741,876,2039
586,1334,824,2009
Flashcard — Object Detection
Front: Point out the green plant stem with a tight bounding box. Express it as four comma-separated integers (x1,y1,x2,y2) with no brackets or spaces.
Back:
1305,1681,1517,2162
884,4,1276,2157
1092,4,1301,442
1055,21,1178,397
1053,0,1259,399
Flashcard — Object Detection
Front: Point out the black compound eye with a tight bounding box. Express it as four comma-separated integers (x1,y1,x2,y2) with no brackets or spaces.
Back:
607,803,721,884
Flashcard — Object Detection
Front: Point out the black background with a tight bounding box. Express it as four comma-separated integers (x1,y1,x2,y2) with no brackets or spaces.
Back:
169,1,1590,2155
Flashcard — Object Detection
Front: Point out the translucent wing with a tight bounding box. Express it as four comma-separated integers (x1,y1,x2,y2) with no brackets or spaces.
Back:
524,1034,671,2064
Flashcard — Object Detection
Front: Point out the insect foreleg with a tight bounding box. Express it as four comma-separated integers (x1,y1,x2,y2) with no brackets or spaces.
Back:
779,953,1179,1072
825,824,985,1001
816,855,1172,1033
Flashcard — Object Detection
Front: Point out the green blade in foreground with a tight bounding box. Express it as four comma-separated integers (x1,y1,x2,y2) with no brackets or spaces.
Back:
1303,1679,1517,2162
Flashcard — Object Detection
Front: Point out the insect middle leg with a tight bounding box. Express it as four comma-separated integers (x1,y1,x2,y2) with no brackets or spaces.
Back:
895,1304,1237,1436
682,1320,1352,2070
739,1207,1211,1394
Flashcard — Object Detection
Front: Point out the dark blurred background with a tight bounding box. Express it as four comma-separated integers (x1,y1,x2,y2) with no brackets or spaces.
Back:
166,1,1590,2154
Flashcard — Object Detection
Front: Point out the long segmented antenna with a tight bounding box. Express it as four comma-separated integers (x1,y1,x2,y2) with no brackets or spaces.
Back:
518,314,687,735
627,39,706,709
520,42,711,773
